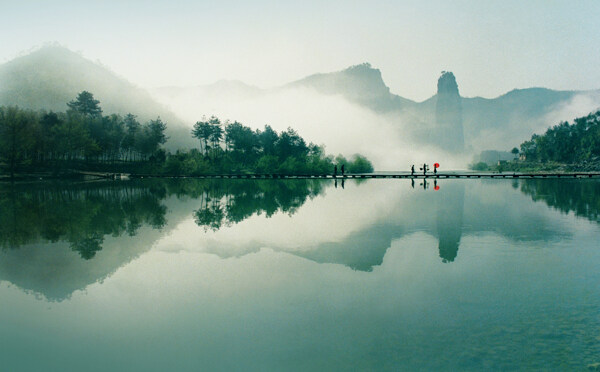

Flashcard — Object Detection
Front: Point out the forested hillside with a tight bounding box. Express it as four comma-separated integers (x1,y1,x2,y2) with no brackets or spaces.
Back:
519,110,600,163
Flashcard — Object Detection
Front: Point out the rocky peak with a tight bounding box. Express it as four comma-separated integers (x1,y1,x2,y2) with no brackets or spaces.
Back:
437,71,459,96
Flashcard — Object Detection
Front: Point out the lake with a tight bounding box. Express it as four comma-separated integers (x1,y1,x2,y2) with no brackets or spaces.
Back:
0,178,599,371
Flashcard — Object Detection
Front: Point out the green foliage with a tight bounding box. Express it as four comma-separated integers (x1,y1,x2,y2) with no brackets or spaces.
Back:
331,153,373,173
0,91,169,175
518,110,600,164
165,116,374,175
67,91,102,118
0,98,374,177
347,154,374,173
0,106,37,176
470,162,489,171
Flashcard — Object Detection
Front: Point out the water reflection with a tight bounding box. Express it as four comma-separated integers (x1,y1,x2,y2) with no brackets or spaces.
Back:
0,179,326,253
0,181,168,259
1,178,598,300
192,179,325,231
519,178,600,223
436,182,464,262
2,178,599,370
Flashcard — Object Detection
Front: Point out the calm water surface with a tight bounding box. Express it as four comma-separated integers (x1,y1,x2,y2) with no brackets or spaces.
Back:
0,178,599,371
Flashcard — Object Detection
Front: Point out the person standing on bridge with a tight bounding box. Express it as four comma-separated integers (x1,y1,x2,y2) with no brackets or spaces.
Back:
411,165,415,176
334,165,337,177
341,164,345,177
423,163,428,176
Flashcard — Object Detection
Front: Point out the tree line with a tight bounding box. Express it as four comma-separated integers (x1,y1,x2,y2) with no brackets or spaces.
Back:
471,109,600,171
167,115,373,175
519,110,600,163
0,91,167,177
0,91,373,177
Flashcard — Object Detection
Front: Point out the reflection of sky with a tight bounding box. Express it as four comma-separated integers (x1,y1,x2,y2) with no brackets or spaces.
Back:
158,179,573,262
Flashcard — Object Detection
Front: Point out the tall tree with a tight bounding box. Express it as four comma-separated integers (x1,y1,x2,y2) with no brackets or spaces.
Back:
192,119,212,155
67,91,103,118
259,125,279,156
208,116,223,157
123,114,141,161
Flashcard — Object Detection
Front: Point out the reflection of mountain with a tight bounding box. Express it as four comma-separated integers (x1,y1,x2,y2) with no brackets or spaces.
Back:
436,182,464,262
0,180,181,301
292,180,569,271
519,179,600,223
1,178,591,300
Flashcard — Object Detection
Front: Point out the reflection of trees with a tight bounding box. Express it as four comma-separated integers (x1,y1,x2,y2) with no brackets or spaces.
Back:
0,181,168,259
0,179,326,258
190,179,325,231
520,179,600,223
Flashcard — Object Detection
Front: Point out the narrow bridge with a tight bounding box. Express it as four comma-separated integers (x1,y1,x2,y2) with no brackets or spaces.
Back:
128,172,600,180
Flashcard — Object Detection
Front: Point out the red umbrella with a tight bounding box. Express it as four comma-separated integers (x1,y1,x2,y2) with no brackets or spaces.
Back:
434,163,440,168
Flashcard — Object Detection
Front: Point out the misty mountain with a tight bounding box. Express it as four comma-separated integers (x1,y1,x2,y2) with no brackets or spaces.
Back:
154,63,600,156
4,46,598,166
285,63,414,112
0,46,195,150
286,64,600,152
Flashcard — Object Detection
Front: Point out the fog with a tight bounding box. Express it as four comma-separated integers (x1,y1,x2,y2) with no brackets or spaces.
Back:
2,44,599,170
152,85,470,170
543,92,600,129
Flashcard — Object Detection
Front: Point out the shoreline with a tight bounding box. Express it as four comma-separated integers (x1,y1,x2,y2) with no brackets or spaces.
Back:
2,171,600,183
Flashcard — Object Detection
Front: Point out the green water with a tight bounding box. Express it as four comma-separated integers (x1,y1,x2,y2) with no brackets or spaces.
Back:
0,178,599,371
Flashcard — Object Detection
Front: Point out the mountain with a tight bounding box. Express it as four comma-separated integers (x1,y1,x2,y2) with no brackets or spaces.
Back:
286,64,600,151
0,46,195,150
285,63,413,112
7,46,595,158
155,63,599,154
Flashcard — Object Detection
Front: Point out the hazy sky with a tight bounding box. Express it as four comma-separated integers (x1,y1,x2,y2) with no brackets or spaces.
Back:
2,0,599,101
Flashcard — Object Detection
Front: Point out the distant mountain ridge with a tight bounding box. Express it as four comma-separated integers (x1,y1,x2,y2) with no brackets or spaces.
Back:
158,62,599,152
3,46,599,155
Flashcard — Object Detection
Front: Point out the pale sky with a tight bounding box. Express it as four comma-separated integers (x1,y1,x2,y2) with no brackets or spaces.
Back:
1,0,599,101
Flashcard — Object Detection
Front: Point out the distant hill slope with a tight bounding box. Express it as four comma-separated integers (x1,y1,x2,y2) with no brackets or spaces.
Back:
15,46,593,156
0,46,195,150
287,64,599,149
284,63,414,112
158,63,599,152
